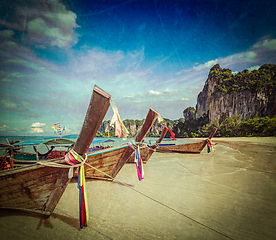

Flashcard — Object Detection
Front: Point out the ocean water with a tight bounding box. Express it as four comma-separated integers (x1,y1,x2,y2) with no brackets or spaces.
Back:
0,137,276,240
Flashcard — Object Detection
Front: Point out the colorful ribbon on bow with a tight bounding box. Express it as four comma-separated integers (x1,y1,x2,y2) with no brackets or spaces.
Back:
65,149,88,229
164,127,175,140
128,140,144,181
206,138,216,153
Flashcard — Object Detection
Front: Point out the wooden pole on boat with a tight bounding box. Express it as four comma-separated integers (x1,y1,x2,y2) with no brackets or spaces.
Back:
110,108,159,178
73,85,112,156
155,127,168,145
208,127,217,139
134,108,159,143
196,127,217,153
142,126,168,163
5,139,14,168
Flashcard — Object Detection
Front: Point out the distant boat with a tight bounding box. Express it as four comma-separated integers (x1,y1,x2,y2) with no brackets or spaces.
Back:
7,138,115,167
86,138,115,152
155,128,217,154
127,127,168,164
5,138,75,166
0,85,112,216
73,108,160,180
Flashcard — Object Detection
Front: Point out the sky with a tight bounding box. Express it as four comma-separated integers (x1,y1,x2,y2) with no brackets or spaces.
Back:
0,0,276,136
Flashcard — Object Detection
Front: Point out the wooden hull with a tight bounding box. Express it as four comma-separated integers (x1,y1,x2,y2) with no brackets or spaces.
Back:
156,128,217,154
127,145,155,164
0,158,70,216
74,108,159,180
127,127,168,164
79,145,131,180
156,140,208,153
0,85,111,216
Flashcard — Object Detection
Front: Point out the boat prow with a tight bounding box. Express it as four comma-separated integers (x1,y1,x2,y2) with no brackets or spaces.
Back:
0,85,112,216
76,108,160,180
127,126,168,164
156,128,217,154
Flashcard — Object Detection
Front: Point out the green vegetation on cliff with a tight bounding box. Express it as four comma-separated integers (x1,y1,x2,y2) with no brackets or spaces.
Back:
210,63,276,92
173,115,276,137
201,115,276,137
96,115,276,138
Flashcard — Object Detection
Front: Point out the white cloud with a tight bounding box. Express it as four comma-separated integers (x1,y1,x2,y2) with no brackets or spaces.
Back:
253,38,276,50
0,30,14,38
191,37,276,75
0,99,17,110
244,51,257,62
2,0,78,48
220,51,257,65
31,128,44,133
44,11,77,27
123,93,136,99
248,65,260,72
5,58,44,70
0,125,8,131
162,88,175,94
27,18,72,47
148,90,161,95
193,59,218,71
31,122,45,128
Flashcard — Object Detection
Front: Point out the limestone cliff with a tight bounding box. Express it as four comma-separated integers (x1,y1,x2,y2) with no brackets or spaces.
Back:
183,107,196,121
196,64,276,123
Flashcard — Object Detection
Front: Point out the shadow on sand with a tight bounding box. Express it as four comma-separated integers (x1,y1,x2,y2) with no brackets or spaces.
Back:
0,208,80,230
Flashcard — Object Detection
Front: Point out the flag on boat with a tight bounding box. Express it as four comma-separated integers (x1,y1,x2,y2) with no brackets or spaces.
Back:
55,123,62,135
110,98,129,139
165,127,175,140
53,123,65,136
157,113,164,123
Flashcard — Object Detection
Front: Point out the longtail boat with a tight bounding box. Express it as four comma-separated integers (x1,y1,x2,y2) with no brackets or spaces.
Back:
3,138,115,167
4,138,76,167
156,128,217,154
127,127,168,164
75,108,159,180
0,85,111,216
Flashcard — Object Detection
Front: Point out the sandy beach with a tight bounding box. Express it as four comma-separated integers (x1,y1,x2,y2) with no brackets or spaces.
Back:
0,137,276,240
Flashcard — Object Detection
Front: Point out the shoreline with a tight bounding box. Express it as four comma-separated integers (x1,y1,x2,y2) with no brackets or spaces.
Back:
190,136,276,144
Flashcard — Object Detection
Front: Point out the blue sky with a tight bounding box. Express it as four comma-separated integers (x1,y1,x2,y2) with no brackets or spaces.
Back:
0,0,276,136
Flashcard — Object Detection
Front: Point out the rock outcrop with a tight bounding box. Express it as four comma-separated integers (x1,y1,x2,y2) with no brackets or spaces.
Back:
196,64,276,123
183,107,196,121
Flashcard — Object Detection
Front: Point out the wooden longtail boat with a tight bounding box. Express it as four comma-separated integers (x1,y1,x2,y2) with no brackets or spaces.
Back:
127,127,168,164
156,128,217,154
86,139,115,152
0,85,111,216
3,138,115,168
4,138,76,167
75,108,159,180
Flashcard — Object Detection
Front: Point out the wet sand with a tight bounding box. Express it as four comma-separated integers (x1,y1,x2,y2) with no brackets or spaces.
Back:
1,137,276,240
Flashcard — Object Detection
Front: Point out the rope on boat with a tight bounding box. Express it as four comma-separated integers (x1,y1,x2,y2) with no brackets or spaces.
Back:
206,138,217,153
65,149,89,229
37,150,89,229
146,142,160,150
128,141,144,181
37,154,86,178
84,162,235,240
